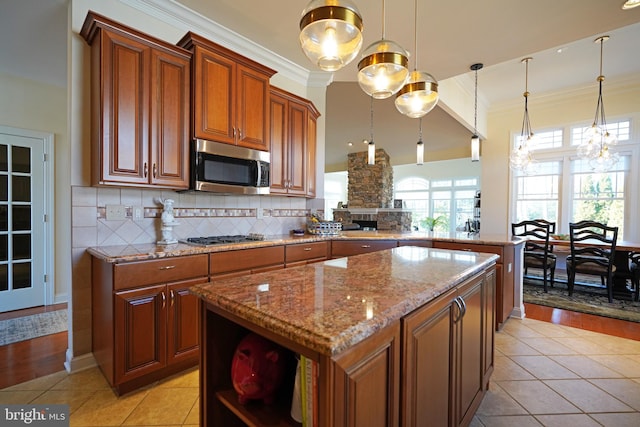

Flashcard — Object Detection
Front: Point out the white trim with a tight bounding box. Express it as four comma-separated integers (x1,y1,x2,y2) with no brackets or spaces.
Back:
64,349,97,374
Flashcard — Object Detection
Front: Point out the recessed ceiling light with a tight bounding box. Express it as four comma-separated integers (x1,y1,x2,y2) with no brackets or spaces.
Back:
347,142,353,147
622,0,640,9
556,47,567,54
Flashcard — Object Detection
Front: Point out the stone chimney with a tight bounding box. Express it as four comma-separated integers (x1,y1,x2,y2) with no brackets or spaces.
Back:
347,149,393,208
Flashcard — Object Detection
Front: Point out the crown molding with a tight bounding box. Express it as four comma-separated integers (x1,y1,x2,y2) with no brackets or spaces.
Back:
119,0,332,88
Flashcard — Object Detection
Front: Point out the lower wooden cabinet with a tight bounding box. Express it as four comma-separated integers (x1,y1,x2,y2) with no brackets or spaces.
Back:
285,241,329,267
92,254,208,395
331,239,398,258
402,268,495,427
209,245,285,279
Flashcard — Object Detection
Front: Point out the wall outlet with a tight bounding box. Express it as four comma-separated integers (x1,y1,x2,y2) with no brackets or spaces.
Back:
105,204,126,221
132,206,143,222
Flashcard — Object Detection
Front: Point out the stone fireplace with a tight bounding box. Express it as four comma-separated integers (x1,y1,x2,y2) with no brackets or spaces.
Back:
333,149,412,231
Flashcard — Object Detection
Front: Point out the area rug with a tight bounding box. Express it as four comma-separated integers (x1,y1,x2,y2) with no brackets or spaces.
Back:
523,276,640,323
0,309,68,346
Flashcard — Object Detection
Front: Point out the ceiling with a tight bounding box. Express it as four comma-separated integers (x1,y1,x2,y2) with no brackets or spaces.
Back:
1,0,639,169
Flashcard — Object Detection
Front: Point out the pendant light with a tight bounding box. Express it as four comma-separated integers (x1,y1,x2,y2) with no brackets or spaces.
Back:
299,0,364,72
357,0,409,99
509,57,536,173
416,118,424,165
578,35,619,172
394,0,438,118
470,63,483,162
367,96,375,165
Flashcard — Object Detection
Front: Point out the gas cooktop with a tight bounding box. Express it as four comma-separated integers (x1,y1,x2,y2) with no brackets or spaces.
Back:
181,233,265,247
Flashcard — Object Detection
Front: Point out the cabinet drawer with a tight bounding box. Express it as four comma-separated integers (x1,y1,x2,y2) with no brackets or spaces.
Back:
113,254,209,291
331,240,397,257
210,246,285,275
285,241,329,263
432,242,503,262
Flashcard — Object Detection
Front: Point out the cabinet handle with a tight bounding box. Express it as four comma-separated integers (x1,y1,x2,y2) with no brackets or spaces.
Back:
303,247,312,251
152,163,157,178
462,248,471,251
459,296,467,318
144,162,148,178
232,127,236,138
161,291,166,309
453,297,463,322
238,128,243,140
361,245,371,248
159,265,176,270
170,289,175,307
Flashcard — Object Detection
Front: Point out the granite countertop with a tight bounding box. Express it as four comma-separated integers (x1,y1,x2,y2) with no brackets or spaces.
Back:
87,231,524,263
190,246,499,356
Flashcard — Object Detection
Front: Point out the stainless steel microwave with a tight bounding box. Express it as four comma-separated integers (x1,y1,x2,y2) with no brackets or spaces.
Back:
191,139,270,194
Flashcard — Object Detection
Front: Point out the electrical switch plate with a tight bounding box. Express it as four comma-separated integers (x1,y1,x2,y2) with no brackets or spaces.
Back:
105,204,126,221
132,206,143,222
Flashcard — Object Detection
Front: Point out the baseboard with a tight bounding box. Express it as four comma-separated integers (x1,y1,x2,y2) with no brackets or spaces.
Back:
64,349,97,374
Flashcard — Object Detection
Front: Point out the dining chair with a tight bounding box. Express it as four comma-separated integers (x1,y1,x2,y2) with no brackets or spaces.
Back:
566,220,618,303
512,219,557,292
629,252,640,302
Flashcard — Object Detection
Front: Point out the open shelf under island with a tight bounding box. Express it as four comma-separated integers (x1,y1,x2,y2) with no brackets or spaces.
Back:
190,246,499,427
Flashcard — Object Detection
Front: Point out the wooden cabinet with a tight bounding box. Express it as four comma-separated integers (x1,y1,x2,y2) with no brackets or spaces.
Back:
81,12,191,189
398,240,433,248
432,241,515,330
331,239,398,258
285,241,329,267
92,254,208,394
209,245,285,279
269,87,320,197
402,268,494,427
178,32,276,151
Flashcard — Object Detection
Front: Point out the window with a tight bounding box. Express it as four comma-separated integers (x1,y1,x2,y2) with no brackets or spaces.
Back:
518,129,563,150
514,161,560,223
395,176,479,232
571,119,631,146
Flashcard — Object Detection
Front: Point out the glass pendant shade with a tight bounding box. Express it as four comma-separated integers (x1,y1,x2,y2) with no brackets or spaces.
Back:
357,39,409,99
367,141,375,165
509,58,537,174
509,139,535,173
395,70,439,118
471,135,480,162
299,0,364,72
416,140,424,165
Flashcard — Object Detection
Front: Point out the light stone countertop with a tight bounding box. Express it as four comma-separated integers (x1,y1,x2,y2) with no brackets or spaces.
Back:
190,246,499,356
86,231,524,263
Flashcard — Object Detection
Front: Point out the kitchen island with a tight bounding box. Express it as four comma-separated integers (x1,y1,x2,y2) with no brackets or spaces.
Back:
190,246,498,427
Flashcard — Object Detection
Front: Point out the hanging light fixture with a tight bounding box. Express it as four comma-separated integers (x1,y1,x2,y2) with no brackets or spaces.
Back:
299,0,364,72
394,0,438,117
509,57,536,173
357,0,409,99
367,96,376,165
470,63,483,162
577,35,619,172
416,118,424,165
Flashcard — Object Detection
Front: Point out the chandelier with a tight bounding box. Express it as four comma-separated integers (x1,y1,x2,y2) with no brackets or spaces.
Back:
577,35,619,172
357,0,409,99
394,0,438,118
509,57,536,174
299,0,364,72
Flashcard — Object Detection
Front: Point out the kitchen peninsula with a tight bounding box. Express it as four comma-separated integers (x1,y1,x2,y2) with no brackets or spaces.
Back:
190,246,498,426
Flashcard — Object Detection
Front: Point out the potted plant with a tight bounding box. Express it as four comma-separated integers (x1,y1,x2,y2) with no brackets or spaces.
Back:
421,215,446,232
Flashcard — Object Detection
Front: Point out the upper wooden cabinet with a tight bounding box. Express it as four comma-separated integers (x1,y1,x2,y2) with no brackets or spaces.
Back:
177,33,276,151
269,87,320,197
80,12,191,189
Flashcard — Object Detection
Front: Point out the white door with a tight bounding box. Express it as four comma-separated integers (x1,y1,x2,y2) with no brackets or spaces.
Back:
0,129,47,312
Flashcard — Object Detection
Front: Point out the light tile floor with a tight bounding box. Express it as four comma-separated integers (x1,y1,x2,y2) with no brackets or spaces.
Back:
1,317,640,426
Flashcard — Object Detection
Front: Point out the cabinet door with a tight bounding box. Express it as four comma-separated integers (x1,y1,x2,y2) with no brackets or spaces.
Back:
149,49,190,188
333,322,400,427
98,30,150,185
192,46,236,144
268,91,288,194
331,240,398,258
115,284,167,384
286,101,307,195
455,275,484,427
483,267,496,390
167,278,204,364
236,63,270,151
306,111,317,198
402,287,455,427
